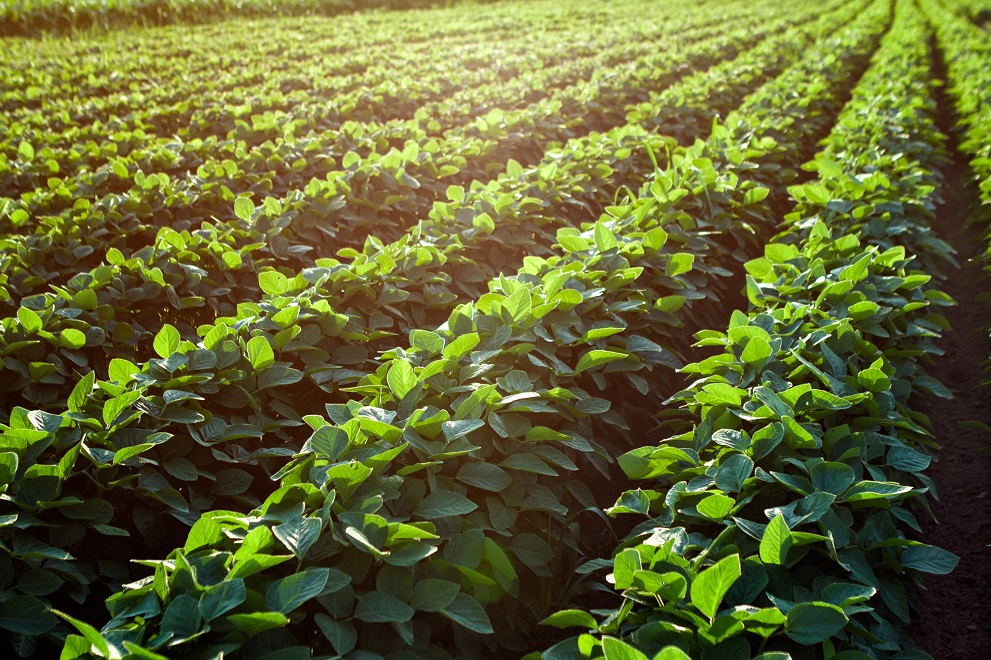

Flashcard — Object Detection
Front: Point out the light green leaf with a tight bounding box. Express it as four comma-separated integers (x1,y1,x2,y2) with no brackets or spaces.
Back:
602,636,648,660
575,349,627,373
258,271,289,295
17,307,42,333
503,287,532,323
594,223,618,252
696,493,735,520
59,328,86,350
246,336,275,371
667,253,694,277
690,554,741,619
234,197,255,221
540,609,598,630
153,324,180,358
387,360,417,399
759,515,793,565
227,611,289,636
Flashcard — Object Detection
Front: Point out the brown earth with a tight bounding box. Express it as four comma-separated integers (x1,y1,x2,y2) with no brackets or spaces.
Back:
908,56,991,658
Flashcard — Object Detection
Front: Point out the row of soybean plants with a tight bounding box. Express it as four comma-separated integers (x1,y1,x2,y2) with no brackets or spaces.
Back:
0,0,856,424
920,0,991,386
4,0,852,368
0,0,848,332
0,0,782,242
0,0,888,656
531,0,958,658
0,0,789,240
0,0,587,120
0,0,494,37
0,0,721,175
0,0,712,190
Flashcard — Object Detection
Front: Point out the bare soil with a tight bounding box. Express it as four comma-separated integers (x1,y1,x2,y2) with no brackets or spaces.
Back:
908,50,991,658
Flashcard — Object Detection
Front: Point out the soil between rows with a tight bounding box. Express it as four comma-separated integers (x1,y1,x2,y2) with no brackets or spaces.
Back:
908,51,991,657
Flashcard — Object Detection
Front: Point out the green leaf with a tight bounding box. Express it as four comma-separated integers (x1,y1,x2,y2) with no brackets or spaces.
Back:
575,349,626,373
246,336,275,370
741,337,772,367
652,647,691,660
696,493,735,520
697,383,744,407
17,307,42,333
265,568,329,613
410,579,460,612
509,533,554,566
602,636,648,660
185,517,224,553
259,271,289,295
503,287,532,322
456,463,512,491
414,489,477,519
540,609,598,630
234,197,255,221
53,610,109,656
354,590,415,623
440,593,493,634
387,359,417,398
810,462,855,496
67,371,95,413
759,515,793,565
857,367,890,393
667,252,695,277
199,579,246,621
691,554,741,619
18,141,34,160
160,594,201,642
274,516,321,559
594,223,618,252
59,328,86,349
153,324,181,358
315,614,357,655
227,611,289,636
714,454,754,493
901,545,959,574
785,601,848,644
0,597,58,635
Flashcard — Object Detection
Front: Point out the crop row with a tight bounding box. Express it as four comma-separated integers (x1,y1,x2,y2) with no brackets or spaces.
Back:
0,0,855,417
531,1,958,657
0,0,891,656
0,0,498,37
0,8,691,152
918,0,991,398
0,0,779,204
0,0,836,308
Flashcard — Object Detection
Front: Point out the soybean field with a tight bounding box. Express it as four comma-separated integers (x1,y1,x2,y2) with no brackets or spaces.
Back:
1,0,990,658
